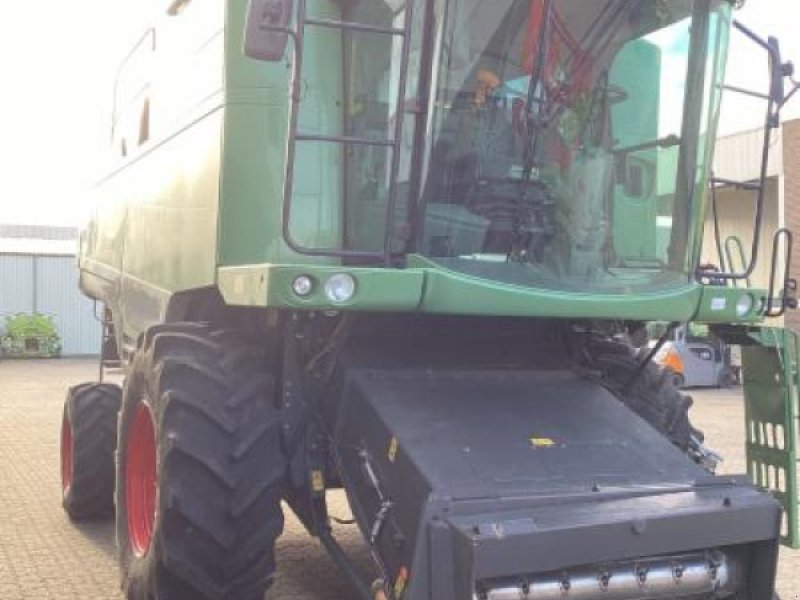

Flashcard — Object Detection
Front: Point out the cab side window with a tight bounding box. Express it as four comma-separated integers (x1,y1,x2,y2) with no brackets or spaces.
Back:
113,29,156,158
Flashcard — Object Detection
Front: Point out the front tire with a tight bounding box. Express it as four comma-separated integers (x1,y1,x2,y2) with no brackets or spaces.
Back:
586,339,697,453
60,382,122,520
116,323,286,600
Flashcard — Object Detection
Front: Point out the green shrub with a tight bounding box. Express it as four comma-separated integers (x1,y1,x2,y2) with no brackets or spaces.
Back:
1,313,62,357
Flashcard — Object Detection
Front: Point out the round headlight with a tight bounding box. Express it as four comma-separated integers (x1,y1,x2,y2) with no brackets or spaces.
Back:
292,275,314,297
324,274,356,304
736,293,754,317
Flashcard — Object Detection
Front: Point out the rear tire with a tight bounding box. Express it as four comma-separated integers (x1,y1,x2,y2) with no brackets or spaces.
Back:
60,382,122,520
116,323,286,600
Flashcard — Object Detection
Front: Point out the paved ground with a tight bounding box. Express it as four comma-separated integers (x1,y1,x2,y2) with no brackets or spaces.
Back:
0,358,797,599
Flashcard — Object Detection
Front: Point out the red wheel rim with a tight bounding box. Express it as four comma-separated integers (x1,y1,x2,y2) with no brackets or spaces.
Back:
60,414,73,495
126,401,157,558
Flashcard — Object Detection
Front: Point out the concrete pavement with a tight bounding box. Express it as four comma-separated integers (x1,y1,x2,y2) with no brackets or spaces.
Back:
0,359,797,599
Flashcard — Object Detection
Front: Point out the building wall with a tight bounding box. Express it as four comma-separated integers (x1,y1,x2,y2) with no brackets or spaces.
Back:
0,254,100,356
783,118,800,333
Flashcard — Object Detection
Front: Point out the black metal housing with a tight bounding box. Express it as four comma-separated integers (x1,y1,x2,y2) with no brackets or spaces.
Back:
321,323,781,600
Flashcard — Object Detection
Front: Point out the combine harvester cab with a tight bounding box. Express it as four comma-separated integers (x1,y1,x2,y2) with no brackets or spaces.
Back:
64,0,800,599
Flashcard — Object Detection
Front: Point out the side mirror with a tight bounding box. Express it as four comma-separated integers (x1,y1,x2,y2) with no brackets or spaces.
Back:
244,0,294,62
768,36,786,108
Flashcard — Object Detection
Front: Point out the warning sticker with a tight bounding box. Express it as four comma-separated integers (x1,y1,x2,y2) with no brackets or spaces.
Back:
388,437,399,462
529,437,556,448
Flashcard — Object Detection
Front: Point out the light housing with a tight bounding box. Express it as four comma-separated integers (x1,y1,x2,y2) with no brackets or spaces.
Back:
736,293,754,318
324,273,357,304
292,275,314,297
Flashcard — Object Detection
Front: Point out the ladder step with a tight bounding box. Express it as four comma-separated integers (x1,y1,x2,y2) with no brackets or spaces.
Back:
304,17,405,36
296,133,396,147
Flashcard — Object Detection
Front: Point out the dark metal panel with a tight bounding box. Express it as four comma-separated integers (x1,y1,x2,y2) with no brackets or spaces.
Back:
333,365,782,600
346,369,706,498
449,486,779,580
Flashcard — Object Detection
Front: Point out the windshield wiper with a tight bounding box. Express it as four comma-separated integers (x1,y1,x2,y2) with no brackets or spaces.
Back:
614,134,680,156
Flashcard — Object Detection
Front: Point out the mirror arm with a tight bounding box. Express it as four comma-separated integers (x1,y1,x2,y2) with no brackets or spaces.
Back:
732,19,772,53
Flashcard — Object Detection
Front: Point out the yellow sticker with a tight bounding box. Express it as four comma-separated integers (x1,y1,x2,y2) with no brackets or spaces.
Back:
311,470,325,493
530,437,556,448
388,437,399,463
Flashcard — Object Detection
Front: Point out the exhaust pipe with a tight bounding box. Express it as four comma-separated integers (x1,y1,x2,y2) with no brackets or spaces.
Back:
475,551,737,600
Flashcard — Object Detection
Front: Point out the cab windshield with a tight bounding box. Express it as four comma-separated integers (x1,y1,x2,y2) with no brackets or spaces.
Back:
416,0,731,292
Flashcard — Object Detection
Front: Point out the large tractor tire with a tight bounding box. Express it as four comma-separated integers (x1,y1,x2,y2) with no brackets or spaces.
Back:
116,323,286,600
60,382,122,520
586,339,698,453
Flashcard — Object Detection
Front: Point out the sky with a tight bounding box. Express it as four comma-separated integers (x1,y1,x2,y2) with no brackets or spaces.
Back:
0,0,797,227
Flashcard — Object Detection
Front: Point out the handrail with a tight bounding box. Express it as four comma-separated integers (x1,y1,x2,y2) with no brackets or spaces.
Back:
724,235,751,289
710,172,726,273
765,228,794,318
696,20,786,284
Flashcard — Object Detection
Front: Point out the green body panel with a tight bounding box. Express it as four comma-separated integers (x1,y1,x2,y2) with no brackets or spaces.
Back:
217,256,767,322
739,327,800,548
218,264,425,310
694,285,765,324
409,255,702,319
218,0,346,267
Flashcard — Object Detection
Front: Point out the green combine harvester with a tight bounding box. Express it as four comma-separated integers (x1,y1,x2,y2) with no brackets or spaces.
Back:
59,0,800,598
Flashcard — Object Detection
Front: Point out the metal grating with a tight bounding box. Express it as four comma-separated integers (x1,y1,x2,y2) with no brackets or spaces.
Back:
742,327,800,548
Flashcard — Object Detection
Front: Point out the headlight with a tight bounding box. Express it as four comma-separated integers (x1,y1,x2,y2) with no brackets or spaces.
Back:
324,274,356,304
292,275,314,297
736,294,754,317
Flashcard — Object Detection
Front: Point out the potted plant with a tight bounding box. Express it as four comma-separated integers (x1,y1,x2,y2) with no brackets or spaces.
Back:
0,313,62,358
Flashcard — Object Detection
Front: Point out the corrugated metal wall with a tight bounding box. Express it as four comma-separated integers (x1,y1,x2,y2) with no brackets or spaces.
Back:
0,254,100,355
